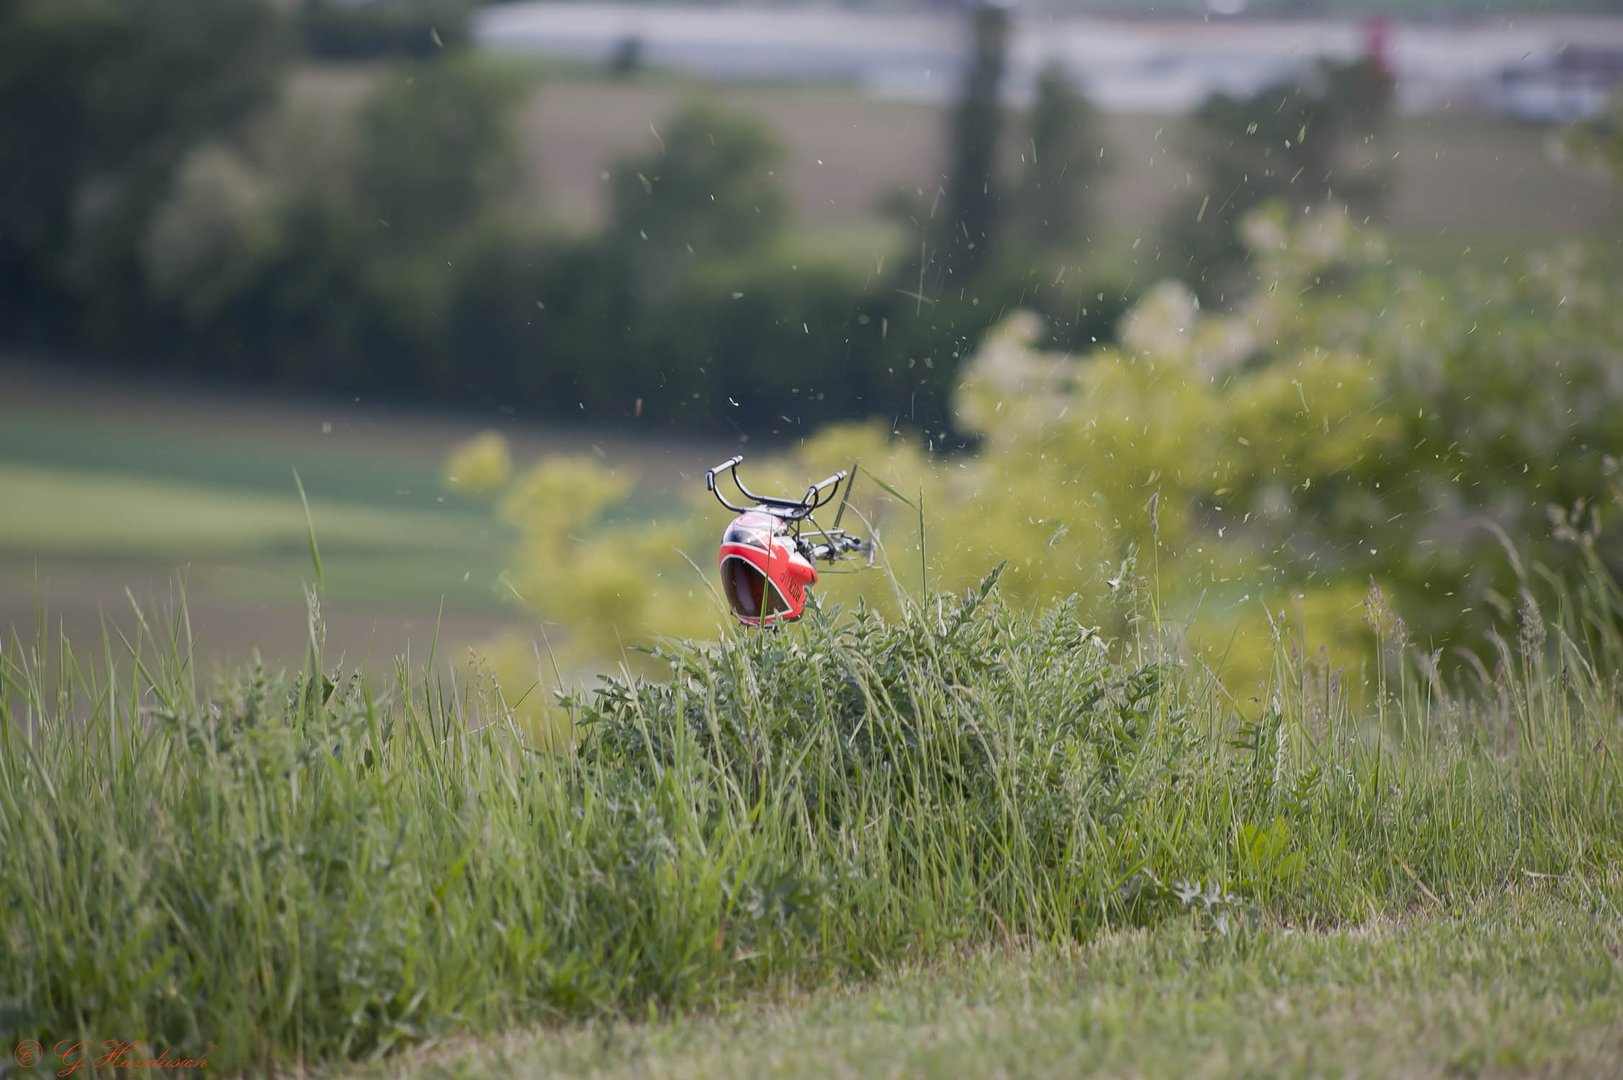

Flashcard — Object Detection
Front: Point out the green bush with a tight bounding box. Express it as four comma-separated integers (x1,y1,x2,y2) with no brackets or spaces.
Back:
1162,58,1394,301
484,208,1623,690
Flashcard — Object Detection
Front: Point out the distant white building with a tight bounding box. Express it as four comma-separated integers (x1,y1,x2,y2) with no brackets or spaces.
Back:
1487,48,1623,122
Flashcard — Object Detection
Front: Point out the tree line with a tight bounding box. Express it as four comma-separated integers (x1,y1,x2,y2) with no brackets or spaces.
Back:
0,0,1390,439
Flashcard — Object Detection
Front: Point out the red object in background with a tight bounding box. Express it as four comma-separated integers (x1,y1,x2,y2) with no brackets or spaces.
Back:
1364,15,1393,78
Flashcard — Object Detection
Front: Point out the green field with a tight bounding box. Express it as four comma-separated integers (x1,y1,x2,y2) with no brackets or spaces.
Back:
0,365,729,669
514,77,1621,268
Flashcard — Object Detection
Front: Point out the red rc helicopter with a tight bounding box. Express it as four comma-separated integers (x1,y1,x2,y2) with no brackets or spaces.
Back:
705,455,871,626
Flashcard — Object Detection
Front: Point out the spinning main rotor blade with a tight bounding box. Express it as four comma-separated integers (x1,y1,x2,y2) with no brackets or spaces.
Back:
831,462,859,531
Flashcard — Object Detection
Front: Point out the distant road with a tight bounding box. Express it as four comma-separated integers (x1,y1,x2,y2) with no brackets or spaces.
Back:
477,2,1623,112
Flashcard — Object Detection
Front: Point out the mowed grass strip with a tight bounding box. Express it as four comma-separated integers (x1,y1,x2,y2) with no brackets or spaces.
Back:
357,881,1623,1080
0,461,482,558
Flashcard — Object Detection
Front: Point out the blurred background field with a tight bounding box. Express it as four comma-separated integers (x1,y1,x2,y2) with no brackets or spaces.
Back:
0,360,725,670
1,0,1620,678
517,77,1618,257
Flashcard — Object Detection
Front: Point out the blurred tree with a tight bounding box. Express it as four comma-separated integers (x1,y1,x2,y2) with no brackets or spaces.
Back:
0,0,287,339
607,34,646,80
355,58,527,250
975,60,1123,360
1010,61,1106,256
142,145,278,328
141,81,358,343
297,0,474,60
1161,57,1393,303
934,0,1011,281
867,1,1015,444
148,53,534,396
197,192,378,384
344,58,532,391
628,255,881,432
429,225,621,406
606,102,788,288
525,102,890,434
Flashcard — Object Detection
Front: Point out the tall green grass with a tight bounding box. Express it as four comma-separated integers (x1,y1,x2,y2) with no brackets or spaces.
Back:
1,558,1620,1070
